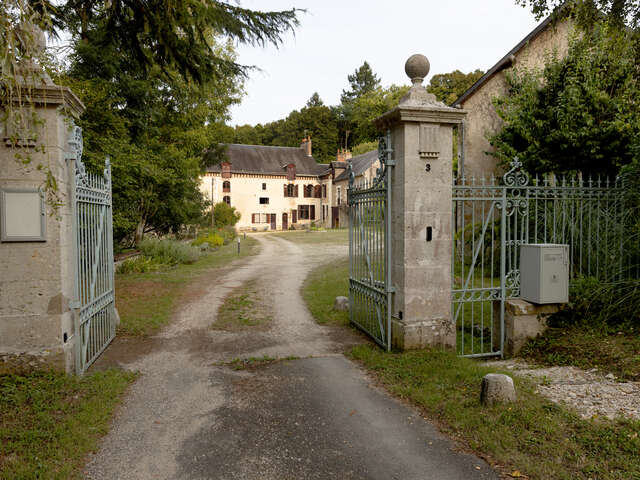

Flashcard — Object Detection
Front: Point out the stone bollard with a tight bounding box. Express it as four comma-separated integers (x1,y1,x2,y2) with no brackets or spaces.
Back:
480,374,516,405
334,296,349,311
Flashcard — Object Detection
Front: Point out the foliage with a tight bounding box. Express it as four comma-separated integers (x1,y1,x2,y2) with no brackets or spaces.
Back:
490,23,640,176
515,0,639,28
340,61,381,104
0,369,134,479
115,256,163,274
44,0,300,84
426,69,485,104
546,276,640,329
351,345,640,479
192,233,224,248
351,141,378,157
213,201,241,228
138,238,201,265
348,85,410,145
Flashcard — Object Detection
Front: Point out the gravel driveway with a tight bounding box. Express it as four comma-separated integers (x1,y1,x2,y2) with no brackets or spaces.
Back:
85,233,498,480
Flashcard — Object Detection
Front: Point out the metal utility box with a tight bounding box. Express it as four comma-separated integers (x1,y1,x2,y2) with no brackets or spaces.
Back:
520,244,569,304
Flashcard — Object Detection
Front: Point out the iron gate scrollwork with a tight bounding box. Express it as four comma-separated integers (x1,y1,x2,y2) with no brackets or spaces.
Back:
348,132,394,350
68,126,117,374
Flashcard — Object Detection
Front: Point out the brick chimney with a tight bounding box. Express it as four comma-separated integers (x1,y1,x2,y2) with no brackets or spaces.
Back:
336,148,352,162
300,135,312,157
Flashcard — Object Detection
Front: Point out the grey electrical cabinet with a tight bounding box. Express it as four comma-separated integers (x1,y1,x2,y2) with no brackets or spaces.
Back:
520,244,569,304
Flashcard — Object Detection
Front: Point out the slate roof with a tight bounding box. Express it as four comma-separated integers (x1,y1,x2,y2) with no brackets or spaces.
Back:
206,144,326,176
334,150,378,183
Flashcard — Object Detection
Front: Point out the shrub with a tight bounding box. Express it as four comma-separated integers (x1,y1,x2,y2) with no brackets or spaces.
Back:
213,202,241,228
548,276,640,329
217,225,237,244
192,234,224,248
138,238,200,265
116,256,162,274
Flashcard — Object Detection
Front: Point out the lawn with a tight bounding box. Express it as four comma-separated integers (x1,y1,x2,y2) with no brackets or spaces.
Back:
0,369,135,479
116,236,259,336
302,257,349,327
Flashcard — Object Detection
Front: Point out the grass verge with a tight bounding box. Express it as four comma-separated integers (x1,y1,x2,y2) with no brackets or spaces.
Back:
519,326,640,381
212,280,271,331
116,236,259,336
350,345,640,480
302,257,349,327
0,369,135,479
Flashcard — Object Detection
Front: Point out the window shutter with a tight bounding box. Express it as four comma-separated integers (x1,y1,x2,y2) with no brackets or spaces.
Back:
284,184,287,197
294,185,299,197
292,210,297,223
310,205,315,220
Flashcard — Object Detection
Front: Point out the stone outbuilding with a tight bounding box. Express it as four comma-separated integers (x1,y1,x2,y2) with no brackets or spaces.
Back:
453,13,573,179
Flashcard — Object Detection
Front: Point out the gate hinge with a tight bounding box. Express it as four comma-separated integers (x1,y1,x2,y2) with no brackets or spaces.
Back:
386,286,396,294
386,159,396,167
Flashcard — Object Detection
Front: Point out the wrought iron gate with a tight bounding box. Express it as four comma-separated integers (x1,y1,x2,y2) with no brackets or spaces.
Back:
348,133,394,350
453,158,627,358
68,126,117,374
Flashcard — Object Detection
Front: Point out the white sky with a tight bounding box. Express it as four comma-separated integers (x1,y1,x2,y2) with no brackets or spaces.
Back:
230,0,541,126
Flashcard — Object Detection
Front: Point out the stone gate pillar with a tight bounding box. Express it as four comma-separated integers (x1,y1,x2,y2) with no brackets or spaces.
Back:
375,55,466,350
0,45,85,373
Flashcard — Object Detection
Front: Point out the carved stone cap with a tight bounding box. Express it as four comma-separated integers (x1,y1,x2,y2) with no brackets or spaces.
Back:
374,54,466,129
5,85,85,117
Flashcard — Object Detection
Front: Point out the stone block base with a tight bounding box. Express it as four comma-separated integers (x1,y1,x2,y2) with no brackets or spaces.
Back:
0,348,67,374
492,299,560,357
391,317,455,351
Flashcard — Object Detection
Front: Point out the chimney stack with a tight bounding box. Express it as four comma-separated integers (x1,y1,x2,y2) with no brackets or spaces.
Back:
300,135,312,157
336,148,352,162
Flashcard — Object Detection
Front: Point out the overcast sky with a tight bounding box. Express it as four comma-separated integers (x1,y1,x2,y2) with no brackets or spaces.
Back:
230,0,541,126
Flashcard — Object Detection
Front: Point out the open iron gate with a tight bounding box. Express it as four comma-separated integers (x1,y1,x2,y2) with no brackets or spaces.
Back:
348,133,394,350
68,126,116,374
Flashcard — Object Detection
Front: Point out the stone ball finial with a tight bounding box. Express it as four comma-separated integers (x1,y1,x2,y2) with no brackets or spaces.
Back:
405,54,430,86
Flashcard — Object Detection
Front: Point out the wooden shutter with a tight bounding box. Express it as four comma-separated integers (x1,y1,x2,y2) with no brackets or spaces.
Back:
310,205,315,220
294,185,299,197
284,184,288,197
292,210,297,223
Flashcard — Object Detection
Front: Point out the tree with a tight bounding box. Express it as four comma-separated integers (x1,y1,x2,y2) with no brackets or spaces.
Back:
427,69,485,105
306,92,324,107
489,23,640,177
340,61,381,103
213,202,241,228
515,0,639,28
349,85,410,145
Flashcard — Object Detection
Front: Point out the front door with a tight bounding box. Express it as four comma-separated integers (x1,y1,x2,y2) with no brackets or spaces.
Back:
332,207,339,228
270,214,276,230
282,212,288,230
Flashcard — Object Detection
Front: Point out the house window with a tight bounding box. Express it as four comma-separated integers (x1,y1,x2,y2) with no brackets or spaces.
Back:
322,184,327,198
284,184,298,197
304,184,313,198
223,196,231,205
337,187,341,205
299,205,310,220
259,197,269,205
262,183,267,190
223,181,230,193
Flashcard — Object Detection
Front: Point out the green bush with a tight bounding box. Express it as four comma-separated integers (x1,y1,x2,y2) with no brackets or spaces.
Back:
192,234,224,248
548,276,640,329
213,202,241,228
116,256,162,274
138,238,200,265
217,225,237,244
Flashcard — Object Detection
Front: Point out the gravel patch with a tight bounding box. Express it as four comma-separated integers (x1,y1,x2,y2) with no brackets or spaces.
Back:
484,359,640,420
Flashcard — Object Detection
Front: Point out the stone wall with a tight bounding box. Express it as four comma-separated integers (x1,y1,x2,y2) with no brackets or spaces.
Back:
0,87,84,373
461,19,573,179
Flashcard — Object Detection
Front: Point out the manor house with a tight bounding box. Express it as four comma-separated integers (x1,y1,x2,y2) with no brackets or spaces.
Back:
200,137,379,231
